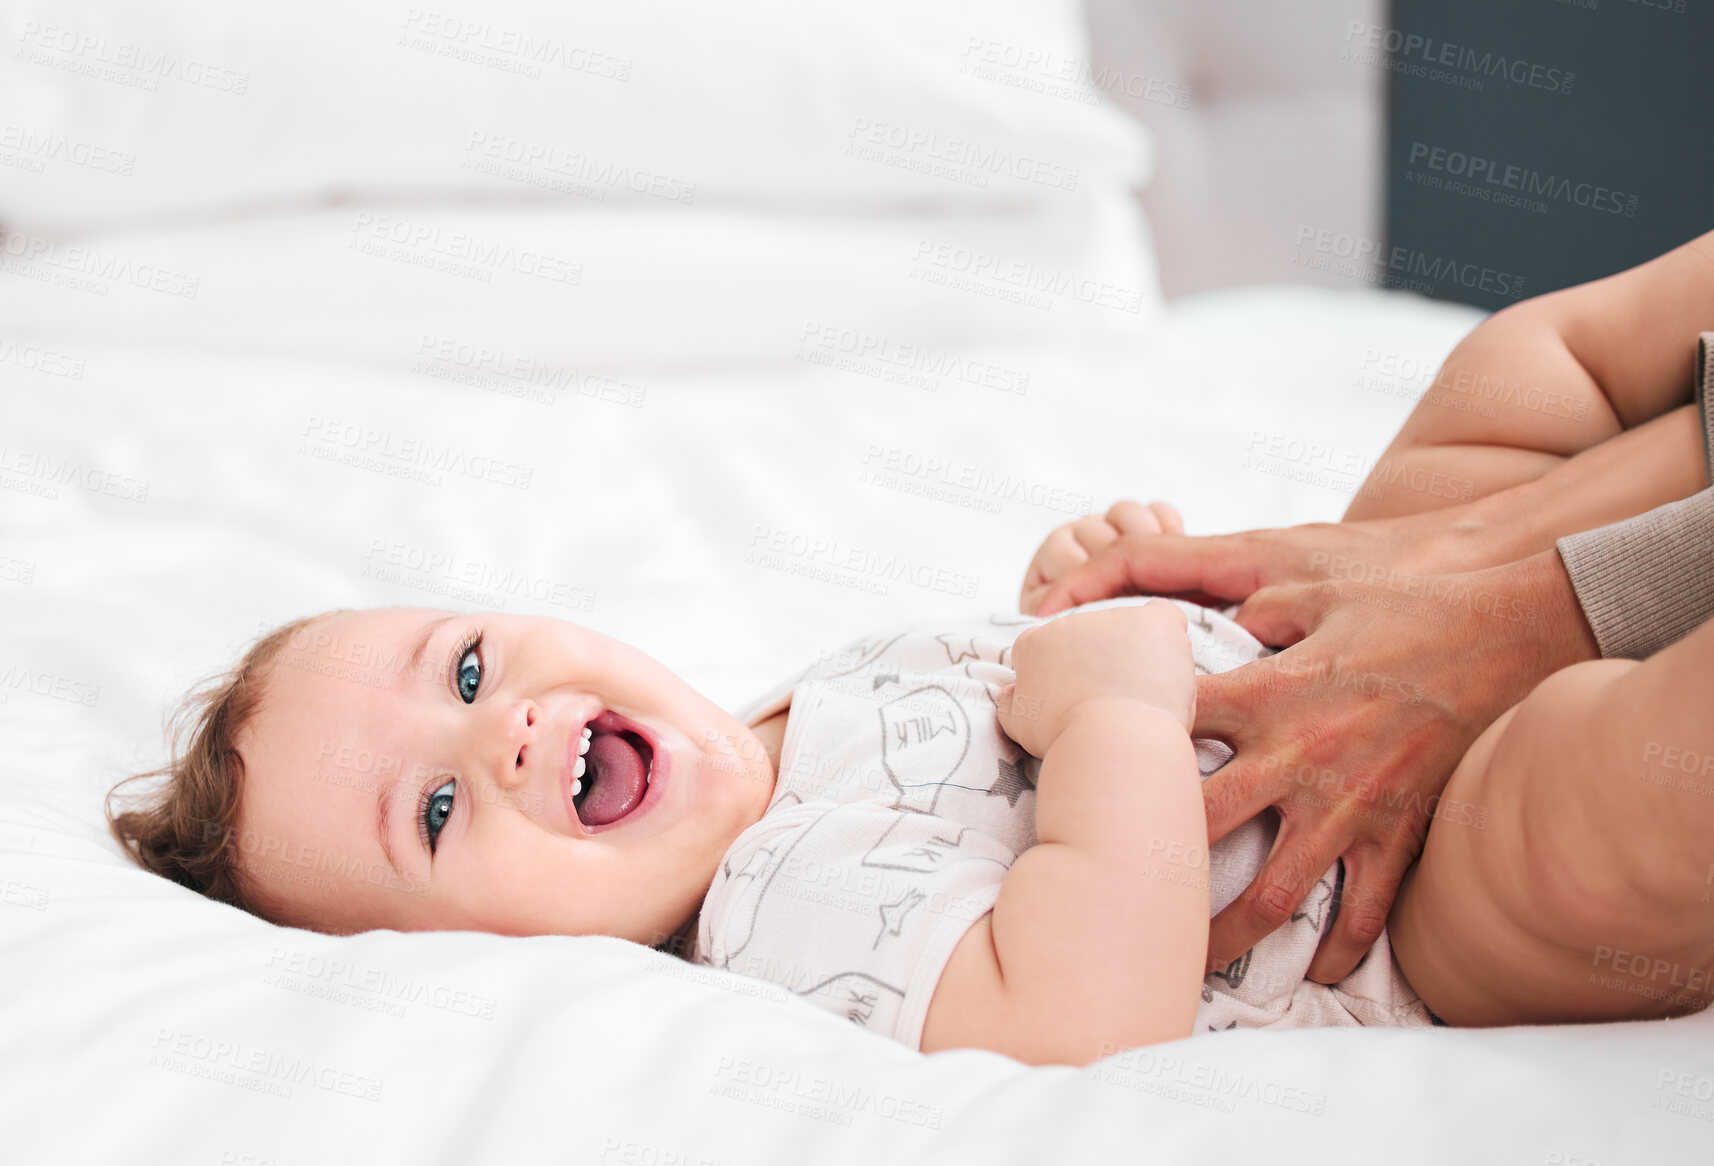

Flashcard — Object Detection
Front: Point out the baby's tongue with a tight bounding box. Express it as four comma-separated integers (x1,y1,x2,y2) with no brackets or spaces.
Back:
582,732,647,826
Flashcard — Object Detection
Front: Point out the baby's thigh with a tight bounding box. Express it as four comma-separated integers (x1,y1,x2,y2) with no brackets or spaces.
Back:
1388,704,1539,1026
1392,660,1712,1027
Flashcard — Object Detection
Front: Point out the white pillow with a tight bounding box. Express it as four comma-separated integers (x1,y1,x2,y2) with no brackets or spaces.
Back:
0,0,1151,233
0,200,1164,367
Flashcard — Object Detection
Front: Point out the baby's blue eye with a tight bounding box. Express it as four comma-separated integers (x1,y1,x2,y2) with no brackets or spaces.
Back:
421,779,455,852
456,644,482,703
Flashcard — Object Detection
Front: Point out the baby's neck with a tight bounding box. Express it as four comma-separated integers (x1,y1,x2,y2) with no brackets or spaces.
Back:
749,706,790,795
662,705,793,962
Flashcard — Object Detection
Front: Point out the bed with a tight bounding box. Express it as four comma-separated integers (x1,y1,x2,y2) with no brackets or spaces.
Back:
3,1,1710,1162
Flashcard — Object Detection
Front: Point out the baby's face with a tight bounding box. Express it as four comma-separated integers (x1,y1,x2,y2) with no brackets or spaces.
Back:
235,607,775,941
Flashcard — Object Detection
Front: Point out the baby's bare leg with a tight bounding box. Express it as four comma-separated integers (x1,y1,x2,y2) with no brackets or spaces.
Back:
1345,231,1714,524
1391,616,1714,1026
1343,306,1625,523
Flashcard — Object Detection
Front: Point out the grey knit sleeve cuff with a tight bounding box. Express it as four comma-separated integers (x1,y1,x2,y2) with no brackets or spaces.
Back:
1558,490,1714,659
1553,331,1714,660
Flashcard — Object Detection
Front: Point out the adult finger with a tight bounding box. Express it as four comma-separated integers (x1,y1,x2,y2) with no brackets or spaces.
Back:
1189,667,1255,743
1232,583,1326,649
1205,824,1347,972
1197,748,1296,848
1305,841,1415,984
1034,532,1255,617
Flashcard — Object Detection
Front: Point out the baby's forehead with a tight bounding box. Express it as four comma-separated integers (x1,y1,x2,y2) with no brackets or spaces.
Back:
282,607,444,669
249,614,440,776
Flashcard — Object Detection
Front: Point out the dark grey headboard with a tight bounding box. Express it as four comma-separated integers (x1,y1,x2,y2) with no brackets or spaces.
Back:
1385,0,1713,310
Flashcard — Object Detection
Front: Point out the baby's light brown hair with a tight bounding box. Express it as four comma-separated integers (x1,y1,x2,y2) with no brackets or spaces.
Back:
105,611,345,924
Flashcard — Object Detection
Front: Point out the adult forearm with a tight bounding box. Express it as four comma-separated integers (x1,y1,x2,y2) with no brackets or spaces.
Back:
1433,403,1708,570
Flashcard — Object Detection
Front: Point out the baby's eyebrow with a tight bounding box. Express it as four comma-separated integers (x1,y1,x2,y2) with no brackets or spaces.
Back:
400,614,455,690
376,782,406,878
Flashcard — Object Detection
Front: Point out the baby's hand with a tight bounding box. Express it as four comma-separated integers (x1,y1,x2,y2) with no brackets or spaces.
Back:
998,599,1196,759
1020,500,1184,616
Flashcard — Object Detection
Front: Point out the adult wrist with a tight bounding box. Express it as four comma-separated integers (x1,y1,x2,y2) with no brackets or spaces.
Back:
1408,492,1547,574
1475,549,1601,675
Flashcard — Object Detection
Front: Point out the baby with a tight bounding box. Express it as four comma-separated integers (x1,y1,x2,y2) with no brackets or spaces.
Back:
109,590,1428,1069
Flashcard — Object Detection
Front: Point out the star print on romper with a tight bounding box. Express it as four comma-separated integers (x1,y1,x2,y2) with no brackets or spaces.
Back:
1207,947,1254,990
986,757,1034,807
1292,873,1337,934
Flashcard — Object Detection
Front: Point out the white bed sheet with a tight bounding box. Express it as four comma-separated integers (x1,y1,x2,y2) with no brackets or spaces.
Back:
3,205,1711,1164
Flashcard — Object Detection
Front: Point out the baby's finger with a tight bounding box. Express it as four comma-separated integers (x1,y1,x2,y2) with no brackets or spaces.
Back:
994,683,1043,755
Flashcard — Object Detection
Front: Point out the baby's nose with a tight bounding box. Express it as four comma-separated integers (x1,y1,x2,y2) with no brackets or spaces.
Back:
501,743,534,792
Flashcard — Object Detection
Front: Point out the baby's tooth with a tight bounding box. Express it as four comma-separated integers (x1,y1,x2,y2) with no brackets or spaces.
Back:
573,756,586,780
578,735,590,756
570,778,582,797
581,726,593,739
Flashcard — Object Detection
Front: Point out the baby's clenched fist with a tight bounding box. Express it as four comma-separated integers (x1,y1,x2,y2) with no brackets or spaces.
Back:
997,599,1196,759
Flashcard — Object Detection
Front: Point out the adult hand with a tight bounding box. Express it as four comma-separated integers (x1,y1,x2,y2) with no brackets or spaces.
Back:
1025,509,1481,621
1028,524,1599,981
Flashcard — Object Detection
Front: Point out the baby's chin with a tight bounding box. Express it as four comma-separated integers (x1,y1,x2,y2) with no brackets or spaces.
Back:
683,724,775,808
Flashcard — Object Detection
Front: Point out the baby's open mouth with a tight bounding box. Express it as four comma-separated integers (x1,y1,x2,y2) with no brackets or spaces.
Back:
573,713,654,828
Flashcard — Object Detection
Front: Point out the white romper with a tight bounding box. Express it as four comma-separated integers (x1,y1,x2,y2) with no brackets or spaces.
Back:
689,597,1433,1050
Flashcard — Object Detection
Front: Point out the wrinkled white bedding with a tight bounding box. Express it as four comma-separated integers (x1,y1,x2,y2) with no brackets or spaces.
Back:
3,1,1711,1163
8,249,1708,1163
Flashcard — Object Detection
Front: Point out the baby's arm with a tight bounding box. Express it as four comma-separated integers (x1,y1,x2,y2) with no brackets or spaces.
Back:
920,602,1209,1067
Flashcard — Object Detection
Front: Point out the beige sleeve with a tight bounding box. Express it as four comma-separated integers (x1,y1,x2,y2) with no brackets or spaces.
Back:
1556,332,1714,660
